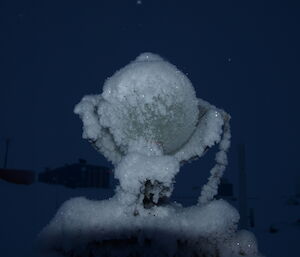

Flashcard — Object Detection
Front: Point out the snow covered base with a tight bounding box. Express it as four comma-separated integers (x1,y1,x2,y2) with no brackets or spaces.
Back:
37,197,242,257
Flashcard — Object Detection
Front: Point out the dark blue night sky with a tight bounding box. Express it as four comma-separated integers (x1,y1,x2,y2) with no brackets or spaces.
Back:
1,0,299,194
0,1,300,255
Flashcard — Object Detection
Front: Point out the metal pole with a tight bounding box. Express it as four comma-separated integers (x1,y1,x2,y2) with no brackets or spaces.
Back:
238,143,248,229
3,138,11,169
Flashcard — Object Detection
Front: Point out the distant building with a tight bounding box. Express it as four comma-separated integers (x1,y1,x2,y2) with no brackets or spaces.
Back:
0,168,36,185
38,159,111,189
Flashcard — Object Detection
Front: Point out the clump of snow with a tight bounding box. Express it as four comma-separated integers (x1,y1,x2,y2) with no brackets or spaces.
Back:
38,53,263,257
74,95,102,141
135,52,162,61
115,151,179,206
220,230,263,257
74,95,123,164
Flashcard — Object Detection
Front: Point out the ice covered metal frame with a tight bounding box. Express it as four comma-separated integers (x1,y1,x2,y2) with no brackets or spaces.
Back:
37,53,262,257
74,53,231,210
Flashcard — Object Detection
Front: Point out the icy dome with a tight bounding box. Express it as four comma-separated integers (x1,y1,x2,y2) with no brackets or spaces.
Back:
74,53,210,164
100,53,199,154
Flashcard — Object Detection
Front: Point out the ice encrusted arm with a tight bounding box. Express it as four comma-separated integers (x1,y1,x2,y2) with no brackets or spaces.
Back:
198,113,231,205
74,95,102,141
74,94,122,164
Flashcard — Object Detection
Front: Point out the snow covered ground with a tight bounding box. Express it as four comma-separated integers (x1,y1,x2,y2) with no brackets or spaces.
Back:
248,195,300,257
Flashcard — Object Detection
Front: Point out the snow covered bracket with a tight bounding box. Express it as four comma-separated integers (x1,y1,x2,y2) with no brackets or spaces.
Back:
37,53,263,257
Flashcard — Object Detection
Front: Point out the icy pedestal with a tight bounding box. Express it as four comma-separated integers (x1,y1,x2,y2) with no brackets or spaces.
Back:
38,197,239,257
37,53,263,257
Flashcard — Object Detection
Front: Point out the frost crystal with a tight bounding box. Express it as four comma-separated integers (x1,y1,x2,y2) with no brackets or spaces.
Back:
38,53,263,257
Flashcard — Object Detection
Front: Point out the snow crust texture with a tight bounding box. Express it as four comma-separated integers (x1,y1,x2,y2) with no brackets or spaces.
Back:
74,53,223,164
38,53,263,257
38,197,240,257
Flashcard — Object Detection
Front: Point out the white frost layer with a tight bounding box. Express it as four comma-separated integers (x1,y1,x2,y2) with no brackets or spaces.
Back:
74,53,226,165
115,151,179,205
38,197,240,256
199,115,231,205
67,53,264,257
74,95,123,164
99,53,199,156
174,105,225,163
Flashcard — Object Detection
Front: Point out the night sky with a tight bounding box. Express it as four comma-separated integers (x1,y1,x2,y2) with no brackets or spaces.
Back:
1,0,300,199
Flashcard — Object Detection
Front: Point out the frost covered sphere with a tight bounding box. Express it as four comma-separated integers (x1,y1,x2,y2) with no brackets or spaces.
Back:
98,53,199,154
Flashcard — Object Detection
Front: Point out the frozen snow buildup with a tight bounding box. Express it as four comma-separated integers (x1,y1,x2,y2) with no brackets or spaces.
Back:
38,53,263,257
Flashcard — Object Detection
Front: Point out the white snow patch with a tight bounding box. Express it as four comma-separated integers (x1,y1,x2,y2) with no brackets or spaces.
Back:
38,197,240,256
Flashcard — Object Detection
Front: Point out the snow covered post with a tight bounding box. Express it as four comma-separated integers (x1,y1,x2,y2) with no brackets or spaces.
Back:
37,53,263,257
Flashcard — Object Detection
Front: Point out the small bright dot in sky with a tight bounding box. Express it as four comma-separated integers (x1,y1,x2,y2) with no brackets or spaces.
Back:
228,57,232,62
137,0,142,5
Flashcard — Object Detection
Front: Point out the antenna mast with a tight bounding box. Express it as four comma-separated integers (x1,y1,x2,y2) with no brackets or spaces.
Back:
238,143,248,229
3,138,11,169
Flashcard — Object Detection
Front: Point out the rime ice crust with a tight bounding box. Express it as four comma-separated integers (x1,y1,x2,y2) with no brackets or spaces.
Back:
76,53,200,162
39,53,263,257
74,53,226,165
114,152,179,206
